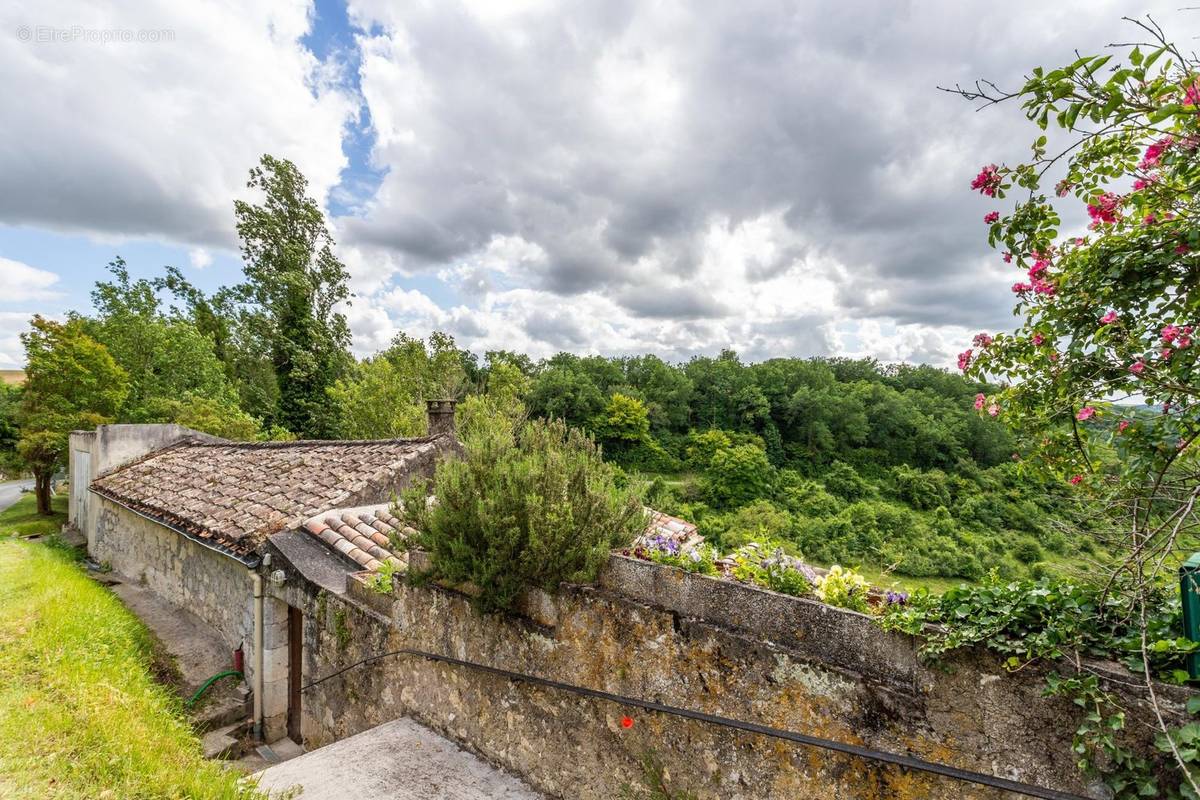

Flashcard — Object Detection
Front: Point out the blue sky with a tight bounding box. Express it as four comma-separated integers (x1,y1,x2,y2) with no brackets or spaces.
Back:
1,0,1188,369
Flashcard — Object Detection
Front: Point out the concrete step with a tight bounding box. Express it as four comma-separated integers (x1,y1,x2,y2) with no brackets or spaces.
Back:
202,722,246,760
191,684,251,733
254,718,544,798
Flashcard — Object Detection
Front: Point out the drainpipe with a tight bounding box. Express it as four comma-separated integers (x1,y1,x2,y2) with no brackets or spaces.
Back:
252,566,264,741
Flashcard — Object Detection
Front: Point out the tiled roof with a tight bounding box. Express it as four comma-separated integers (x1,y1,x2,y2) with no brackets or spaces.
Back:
302,504,415,572
91,436,449,559
636,509,703,551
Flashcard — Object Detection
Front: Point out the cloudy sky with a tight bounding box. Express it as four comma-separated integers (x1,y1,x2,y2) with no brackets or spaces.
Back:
0,1,1189,369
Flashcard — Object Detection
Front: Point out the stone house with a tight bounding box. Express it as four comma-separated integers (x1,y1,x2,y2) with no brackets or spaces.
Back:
69,400,460,742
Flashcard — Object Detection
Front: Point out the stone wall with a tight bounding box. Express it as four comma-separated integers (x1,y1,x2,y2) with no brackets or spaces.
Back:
93,498,254,659
266,548,1185,800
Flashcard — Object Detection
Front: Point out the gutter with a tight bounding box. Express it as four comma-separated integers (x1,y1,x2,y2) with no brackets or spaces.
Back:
88,489,262,568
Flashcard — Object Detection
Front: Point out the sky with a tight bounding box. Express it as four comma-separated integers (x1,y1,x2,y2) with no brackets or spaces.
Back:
0,1,1191,370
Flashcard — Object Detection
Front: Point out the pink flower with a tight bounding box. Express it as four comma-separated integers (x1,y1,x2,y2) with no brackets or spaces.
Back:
971,164,1002,197
1069,474,1083,486
957,349,973,372
1055,179,1072,197
973,332,994,348
1179,326,1193,349
1076,406,1097,421
1087,192,1123,225
974,393,986,411
1032,333,1045,346
1074,237,1086,246
1002,251,1013,263
1140,136,1174,169
1163,347,1173,360
1028,259,1049,279
1185,81,1200,107
1162,324,1181,344
1032,278,1056,296
987,403,1000,417
1012,282,1032,294
984,211,1000,224
1117,419,1131,433
1049,352,1059,362
1176,243,1191,255
1129,360,1146,375
1099,310,1118,325
1144,214,1158,226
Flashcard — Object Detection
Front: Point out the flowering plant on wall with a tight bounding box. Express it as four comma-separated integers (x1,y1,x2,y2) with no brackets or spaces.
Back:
949,17,1200,796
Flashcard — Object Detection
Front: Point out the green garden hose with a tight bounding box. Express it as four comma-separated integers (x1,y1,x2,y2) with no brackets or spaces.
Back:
186,670,243,709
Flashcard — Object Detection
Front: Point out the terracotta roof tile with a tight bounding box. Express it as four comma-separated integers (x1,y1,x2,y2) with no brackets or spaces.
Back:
90,436,448,557
298,502,412,572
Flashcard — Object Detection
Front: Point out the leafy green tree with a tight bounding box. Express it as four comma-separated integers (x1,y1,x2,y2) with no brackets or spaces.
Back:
703,444,775,509
592,393,651,445
526,362,605,429
19,316,129,513
86,259,240,419
234,154,352,437
0,383,22,478
622,355,693,432
327,358,426,439
327,331,468,439
136,394,262,440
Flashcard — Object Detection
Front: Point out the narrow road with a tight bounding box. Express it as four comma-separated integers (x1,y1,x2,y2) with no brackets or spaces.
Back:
0,480,33,513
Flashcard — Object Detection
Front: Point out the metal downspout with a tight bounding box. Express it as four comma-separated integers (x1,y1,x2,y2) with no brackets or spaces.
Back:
252,569,264,740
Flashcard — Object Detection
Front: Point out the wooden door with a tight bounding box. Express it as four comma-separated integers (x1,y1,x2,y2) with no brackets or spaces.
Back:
287,606,302,743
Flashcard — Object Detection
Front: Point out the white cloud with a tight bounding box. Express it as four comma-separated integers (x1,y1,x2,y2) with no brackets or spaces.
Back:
188,247,212,269
0,257,62,302
0,0,356,246
0,311,35,368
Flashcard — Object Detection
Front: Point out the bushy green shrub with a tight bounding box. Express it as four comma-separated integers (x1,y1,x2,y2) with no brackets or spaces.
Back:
403,418,645,612
702,444,775,508
889,465,951,510
822,461,871,501
1013,538,1043,565
703,500,795,551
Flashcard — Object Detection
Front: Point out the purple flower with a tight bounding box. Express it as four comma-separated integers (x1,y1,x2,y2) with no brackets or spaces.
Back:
884,590,909,607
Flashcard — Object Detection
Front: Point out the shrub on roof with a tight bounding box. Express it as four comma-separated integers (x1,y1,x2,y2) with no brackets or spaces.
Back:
403,417,645,613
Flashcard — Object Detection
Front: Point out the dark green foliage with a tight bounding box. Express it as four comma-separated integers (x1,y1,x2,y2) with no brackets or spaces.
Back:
234,155,352,437
821,461,871,501
403,418,645,613
1013,538,1043,564
702,444,774,509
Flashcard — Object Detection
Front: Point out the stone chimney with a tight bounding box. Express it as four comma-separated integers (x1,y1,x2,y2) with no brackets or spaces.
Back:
426,399,457,437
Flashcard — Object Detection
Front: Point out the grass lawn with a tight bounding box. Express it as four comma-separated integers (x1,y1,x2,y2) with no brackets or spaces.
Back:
0,539,263,799
0,489,68,537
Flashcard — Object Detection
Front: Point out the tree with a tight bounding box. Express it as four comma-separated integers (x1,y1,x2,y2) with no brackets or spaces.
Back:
327,331,468,439
326,358,426,439
703,444,775,509
0,383,22,478
86,259,241,420
955,19,1200,795
19,317,129,514
234,154,352,437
